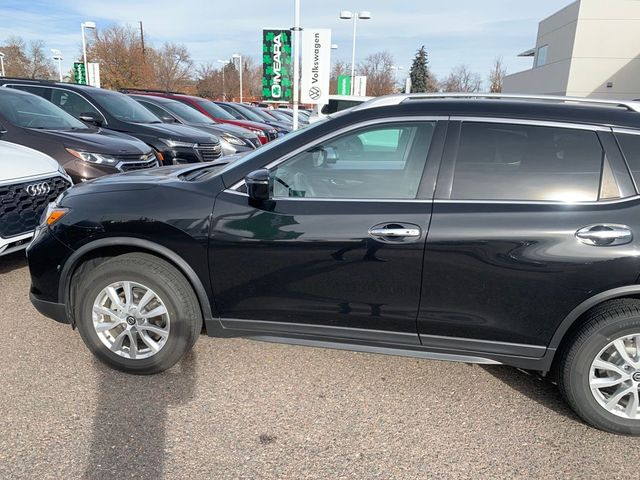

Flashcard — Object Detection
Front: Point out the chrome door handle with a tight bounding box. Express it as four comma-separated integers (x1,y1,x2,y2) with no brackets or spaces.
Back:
576,224,633,246
369,227,421,238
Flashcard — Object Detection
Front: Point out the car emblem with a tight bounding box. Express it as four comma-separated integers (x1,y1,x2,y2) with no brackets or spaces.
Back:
25,182,51,196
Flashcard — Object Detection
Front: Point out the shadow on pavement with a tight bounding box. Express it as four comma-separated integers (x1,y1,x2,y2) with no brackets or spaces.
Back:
0,251,28,274
480,365,582,423
83,351,197,479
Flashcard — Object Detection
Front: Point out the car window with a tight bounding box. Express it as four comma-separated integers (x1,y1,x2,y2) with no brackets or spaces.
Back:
450,122,604,202
217,104,245,120
271,122,436,199
162,101,215,124
0,88,88,130
615,132,640,190
138,100,173,121
193,100,236,120
90,90,160,123
50,89,102,120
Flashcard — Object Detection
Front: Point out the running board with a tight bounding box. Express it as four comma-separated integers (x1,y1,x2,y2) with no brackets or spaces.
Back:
247,335,502,365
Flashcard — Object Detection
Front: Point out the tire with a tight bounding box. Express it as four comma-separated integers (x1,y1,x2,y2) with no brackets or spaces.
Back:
558,299,640,435
74,253,202,375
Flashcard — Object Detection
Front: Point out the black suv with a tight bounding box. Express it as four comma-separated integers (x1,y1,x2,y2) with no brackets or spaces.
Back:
27,94,640,435
0,80,222,165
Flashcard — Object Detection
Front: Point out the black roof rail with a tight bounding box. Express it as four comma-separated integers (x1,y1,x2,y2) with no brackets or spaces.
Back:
119,87,186,95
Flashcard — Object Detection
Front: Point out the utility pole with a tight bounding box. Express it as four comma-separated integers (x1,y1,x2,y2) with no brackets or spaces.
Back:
139,21,146,59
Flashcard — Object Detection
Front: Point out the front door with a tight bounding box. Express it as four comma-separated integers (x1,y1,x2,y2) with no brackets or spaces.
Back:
210,119,446,344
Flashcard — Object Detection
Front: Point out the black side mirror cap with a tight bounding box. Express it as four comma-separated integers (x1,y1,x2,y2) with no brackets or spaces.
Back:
79,112,103,127
246,169,271,203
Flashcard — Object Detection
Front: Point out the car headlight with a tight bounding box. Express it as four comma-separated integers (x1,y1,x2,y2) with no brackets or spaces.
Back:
249,128,266,137
159,138,197,149
66,148,119,166
221,134,245,146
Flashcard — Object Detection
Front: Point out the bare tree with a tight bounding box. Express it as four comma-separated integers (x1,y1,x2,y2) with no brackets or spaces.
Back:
358,51,395,96
87,25,151,90
488,57,507,93
0,36,54,79
151,42,194,92
440,65,482,92
26,40,55,79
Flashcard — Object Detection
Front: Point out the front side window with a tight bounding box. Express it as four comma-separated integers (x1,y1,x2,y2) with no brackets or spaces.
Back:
50,89,102,120
270,122,436,199
450,122,604,202
0,89,88,130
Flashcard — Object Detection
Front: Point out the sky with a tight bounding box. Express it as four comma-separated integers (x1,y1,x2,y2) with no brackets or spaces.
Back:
0,0,571,84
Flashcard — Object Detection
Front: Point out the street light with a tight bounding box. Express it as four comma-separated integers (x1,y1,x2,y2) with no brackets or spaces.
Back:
331,44,338,50
339,10,371,95
217,59,226,101
81,21,96,85
390,65,404,91
0,52,5,77
232,54,242,103
51,49,63,82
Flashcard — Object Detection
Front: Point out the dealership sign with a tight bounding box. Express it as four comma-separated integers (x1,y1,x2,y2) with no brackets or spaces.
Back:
300,28,331,105
262,29,292,102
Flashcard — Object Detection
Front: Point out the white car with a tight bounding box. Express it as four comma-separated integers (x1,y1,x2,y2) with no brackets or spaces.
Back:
0,141,72,257
309,95,373,123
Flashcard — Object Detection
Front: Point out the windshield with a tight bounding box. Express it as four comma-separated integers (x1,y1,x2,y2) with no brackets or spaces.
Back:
268,110,293,122
0,89,88,130
91,90,161,123
232,104,268,123
194,100,236,121
163,100,216,125
246,106,276,122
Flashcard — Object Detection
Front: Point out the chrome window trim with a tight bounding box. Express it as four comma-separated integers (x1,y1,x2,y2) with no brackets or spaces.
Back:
2,83,109,126
450,116,611,132
222,189,433,203
433,196,640,206
229,115,447,191
612,127,640,136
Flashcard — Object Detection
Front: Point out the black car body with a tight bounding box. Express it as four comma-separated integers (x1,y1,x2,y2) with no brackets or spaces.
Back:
0,79,222,165
215,102,292,135
128,94,260,155
27,94,640,434
0,87,157,182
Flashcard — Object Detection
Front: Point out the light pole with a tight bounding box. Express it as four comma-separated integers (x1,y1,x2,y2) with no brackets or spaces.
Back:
81,21,96,85
291,0,301,131
51,49,63,82
217,59,226,100
0,52,5,77
232,54,242,103
339,10,371,95
390,65,404,92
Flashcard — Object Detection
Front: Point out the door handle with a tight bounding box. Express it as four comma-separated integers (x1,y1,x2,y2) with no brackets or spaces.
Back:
369,227,421,238
576,224,633,246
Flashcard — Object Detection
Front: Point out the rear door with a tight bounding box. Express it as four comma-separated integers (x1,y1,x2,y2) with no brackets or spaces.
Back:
210,118,447,343
419,118,640,357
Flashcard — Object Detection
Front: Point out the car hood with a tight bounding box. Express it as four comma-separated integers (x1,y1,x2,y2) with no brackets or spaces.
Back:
131,122,218,143
197,122,258,138
37,128,151,154
0,140,61,183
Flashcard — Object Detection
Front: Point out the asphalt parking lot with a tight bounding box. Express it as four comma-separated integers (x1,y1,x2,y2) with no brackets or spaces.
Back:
1,251,638,479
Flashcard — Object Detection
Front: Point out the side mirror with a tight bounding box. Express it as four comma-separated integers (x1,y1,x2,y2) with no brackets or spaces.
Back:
321,146,339,165
160,114,178,123
246,169,270,203
79,112,103,127
0,123,6,134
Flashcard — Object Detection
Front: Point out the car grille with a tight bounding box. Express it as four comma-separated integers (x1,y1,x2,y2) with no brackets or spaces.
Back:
197,143,223,162
245,137,261,148
0,175,71,238
266,130,278,141
117,153,159,172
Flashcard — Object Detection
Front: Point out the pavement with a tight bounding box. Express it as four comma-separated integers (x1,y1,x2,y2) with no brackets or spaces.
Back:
1,250,639,479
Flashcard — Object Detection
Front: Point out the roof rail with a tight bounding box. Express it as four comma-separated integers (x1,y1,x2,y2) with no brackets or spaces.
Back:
354,93,640,113
120,87,186,95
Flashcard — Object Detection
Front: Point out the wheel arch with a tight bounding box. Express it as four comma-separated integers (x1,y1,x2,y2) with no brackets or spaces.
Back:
60,237,216,328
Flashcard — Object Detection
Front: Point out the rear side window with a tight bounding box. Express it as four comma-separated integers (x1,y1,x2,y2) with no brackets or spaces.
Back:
50,89,101,119
450,122,604,202
616,133,640,189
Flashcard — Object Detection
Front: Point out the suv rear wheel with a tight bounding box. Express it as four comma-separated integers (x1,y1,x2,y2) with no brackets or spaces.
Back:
74,253,201,374
559,299,640,435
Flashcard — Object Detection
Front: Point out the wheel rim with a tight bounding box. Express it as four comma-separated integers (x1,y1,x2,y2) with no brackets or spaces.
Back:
589,333,640,419
92,281,170,360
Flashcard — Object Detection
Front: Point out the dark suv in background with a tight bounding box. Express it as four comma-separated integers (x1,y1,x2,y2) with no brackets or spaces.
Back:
0,87,157,182
27,93,640,435
0,80,222,165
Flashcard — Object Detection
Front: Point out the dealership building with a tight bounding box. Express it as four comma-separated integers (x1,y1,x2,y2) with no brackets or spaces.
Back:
503,0,640,99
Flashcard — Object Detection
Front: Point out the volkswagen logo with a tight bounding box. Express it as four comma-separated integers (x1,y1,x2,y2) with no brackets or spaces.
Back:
308,86,322,101
26,182,51,197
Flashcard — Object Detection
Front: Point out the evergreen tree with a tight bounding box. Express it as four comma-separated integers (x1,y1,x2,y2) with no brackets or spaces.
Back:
409,45,431,93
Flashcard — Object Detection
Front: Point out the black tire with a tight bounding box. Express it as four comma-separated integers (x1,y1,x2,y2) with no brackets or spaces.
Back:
558,299,640,435
74,253,202,375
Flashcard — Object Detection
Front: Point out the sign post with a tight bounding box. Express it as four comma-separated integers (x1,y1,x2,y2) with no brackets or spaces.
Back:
300,28,331,105
261,29,293,103
73,62,86,85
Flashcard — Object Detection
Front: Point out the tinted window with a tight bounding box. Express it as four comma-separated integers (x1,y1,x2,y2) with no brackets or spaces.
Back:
137,100,173,120
271,122,436,199
161,101,215,124
0,88,87,130
451,122,603,202
616,133,640,189
90,90,160,123
193,100,235,120
50,89,102,120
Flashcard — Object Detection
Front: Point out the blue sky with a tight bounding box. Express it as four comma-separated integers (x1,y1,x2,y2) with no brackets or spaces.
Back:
0,0,570,83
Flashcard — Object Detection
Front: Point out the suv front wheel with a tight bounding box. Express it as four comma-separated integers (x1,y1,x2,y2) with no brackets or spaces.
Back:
74,253,202,374
559,299,640,435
